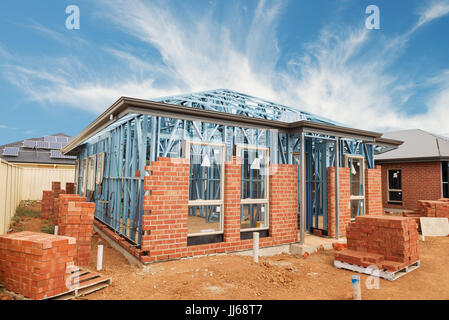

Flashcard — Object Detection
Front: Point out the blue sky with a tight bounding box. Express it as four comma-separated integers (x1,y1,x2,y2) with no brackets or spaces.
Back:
1,0,449,145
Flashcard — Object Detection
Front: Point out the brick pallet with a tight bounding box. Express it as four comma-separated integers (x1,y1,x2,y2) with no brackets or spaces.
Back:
417,200,449,218
334,216,420,274
57,194,95,266
0,231,76,300
386,199,449,231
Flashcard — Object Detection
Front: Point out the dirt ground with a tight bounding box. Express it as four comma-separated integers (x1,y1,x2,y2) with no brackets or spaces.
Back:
84,235,449,300
3,202,449,300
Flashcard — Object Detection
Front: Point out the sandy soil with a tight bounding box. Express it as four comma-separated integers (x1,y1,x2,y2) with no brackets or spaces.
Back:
4,202,449,300
9,201,52,233
85,234,449,300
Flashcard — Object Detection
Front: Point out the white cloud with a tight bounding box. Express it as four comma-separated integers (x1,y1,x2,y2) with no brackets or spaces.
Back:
2,0,449,136
415,0,449,29
0,125,17,130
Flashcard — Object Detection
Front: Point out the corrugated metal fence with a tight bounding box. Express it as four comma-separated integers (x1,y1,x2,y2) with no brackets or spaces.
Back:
0,159,75,234
0,159,23,234
20,167,75,200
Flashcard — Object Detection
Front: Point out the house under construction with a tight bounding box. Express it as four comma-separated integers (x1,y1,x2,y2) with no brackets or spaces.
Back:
62,89,401,263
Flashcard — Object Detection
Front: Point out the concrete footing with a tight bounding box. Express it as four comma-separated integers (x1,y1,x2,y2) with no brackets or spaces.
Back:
93,225,147,270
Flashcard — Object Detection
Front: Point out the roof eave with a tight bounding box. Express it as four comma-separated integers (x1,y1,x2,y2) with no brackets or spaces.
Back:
62,97,400,154
375,156,449,164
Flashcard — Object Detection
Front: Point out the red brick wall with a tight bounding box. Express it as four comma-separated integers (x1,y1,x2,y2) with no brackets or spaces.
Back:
269,165,298,243
141,157,190,261
223,156,241,244
327,167,351,237
380,162,442,210
327,166,383,237
365,166,383,216
135,157,298,263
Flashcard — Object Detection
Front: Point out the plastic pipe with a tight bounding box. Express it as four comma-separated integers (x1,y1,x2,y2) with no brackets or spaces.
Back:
97,244,104,271
352,275,362,300
253,232,259,263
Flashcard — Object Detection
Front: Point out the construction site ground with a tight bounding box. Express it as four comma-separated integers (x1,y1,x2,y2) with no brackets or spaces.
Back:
1,201,449,300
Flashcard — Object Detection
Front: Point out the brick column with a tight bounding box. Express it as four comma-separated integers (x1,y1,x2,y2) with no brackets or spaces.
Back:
223,156,241,244
141,157,190,262
365,166,383,216
269,164,298,244
327,167,351,237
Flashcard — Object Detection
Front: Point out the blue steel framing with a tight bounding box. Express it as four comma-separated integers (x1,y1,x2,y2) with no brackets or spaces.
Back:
75,90,377,246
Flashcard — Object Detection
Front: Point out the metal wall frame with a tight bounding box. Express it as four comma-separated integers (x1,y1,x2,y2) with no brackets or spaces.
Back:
76,111,378,246
185,141,226,237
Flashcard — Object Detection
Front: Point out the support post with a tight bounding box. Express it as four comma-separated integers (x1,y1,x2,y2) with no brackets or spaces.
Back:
335,137,340,239
300,130,306,245
54,225,58,235
253,232,259,263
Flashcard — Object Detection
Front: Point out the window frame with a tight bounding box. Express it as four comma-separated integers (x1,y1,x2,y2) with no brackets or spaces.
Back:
184,140,226,237
387,168,403,204
345,155,366,219
442,161,449,199
81,158,88,196
236,144,270,232
96,152,105,185
86,155,97,192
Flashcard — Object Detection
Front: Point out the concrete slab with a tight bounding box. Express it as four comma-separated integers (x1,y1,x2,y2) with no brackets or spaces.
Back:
420,217,449,237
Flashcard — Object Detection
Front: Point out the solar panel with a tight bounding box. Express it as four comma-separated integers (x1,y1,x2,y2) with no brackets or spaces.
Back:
36,141,50,149
44,136,57,142
55,136,68,143
23,140,36,148
49,142,63,150
2,147,19,156
50,150,77,160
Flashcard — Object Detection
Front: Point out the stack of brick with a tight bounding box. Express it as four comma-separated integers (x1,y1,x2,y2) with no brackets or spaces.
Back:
50,182,65,220
0,231,76,300
57,194,94,266
65,182,75,195
335,215,419,272
40,191,53,219
40,181,67,221
417,200,449,218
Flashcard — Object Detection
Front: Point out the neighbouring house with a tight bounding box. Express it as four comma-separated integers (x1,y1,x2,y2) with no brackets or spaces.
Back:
0,133,76,200
375,129,449,211
62,89,400,264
